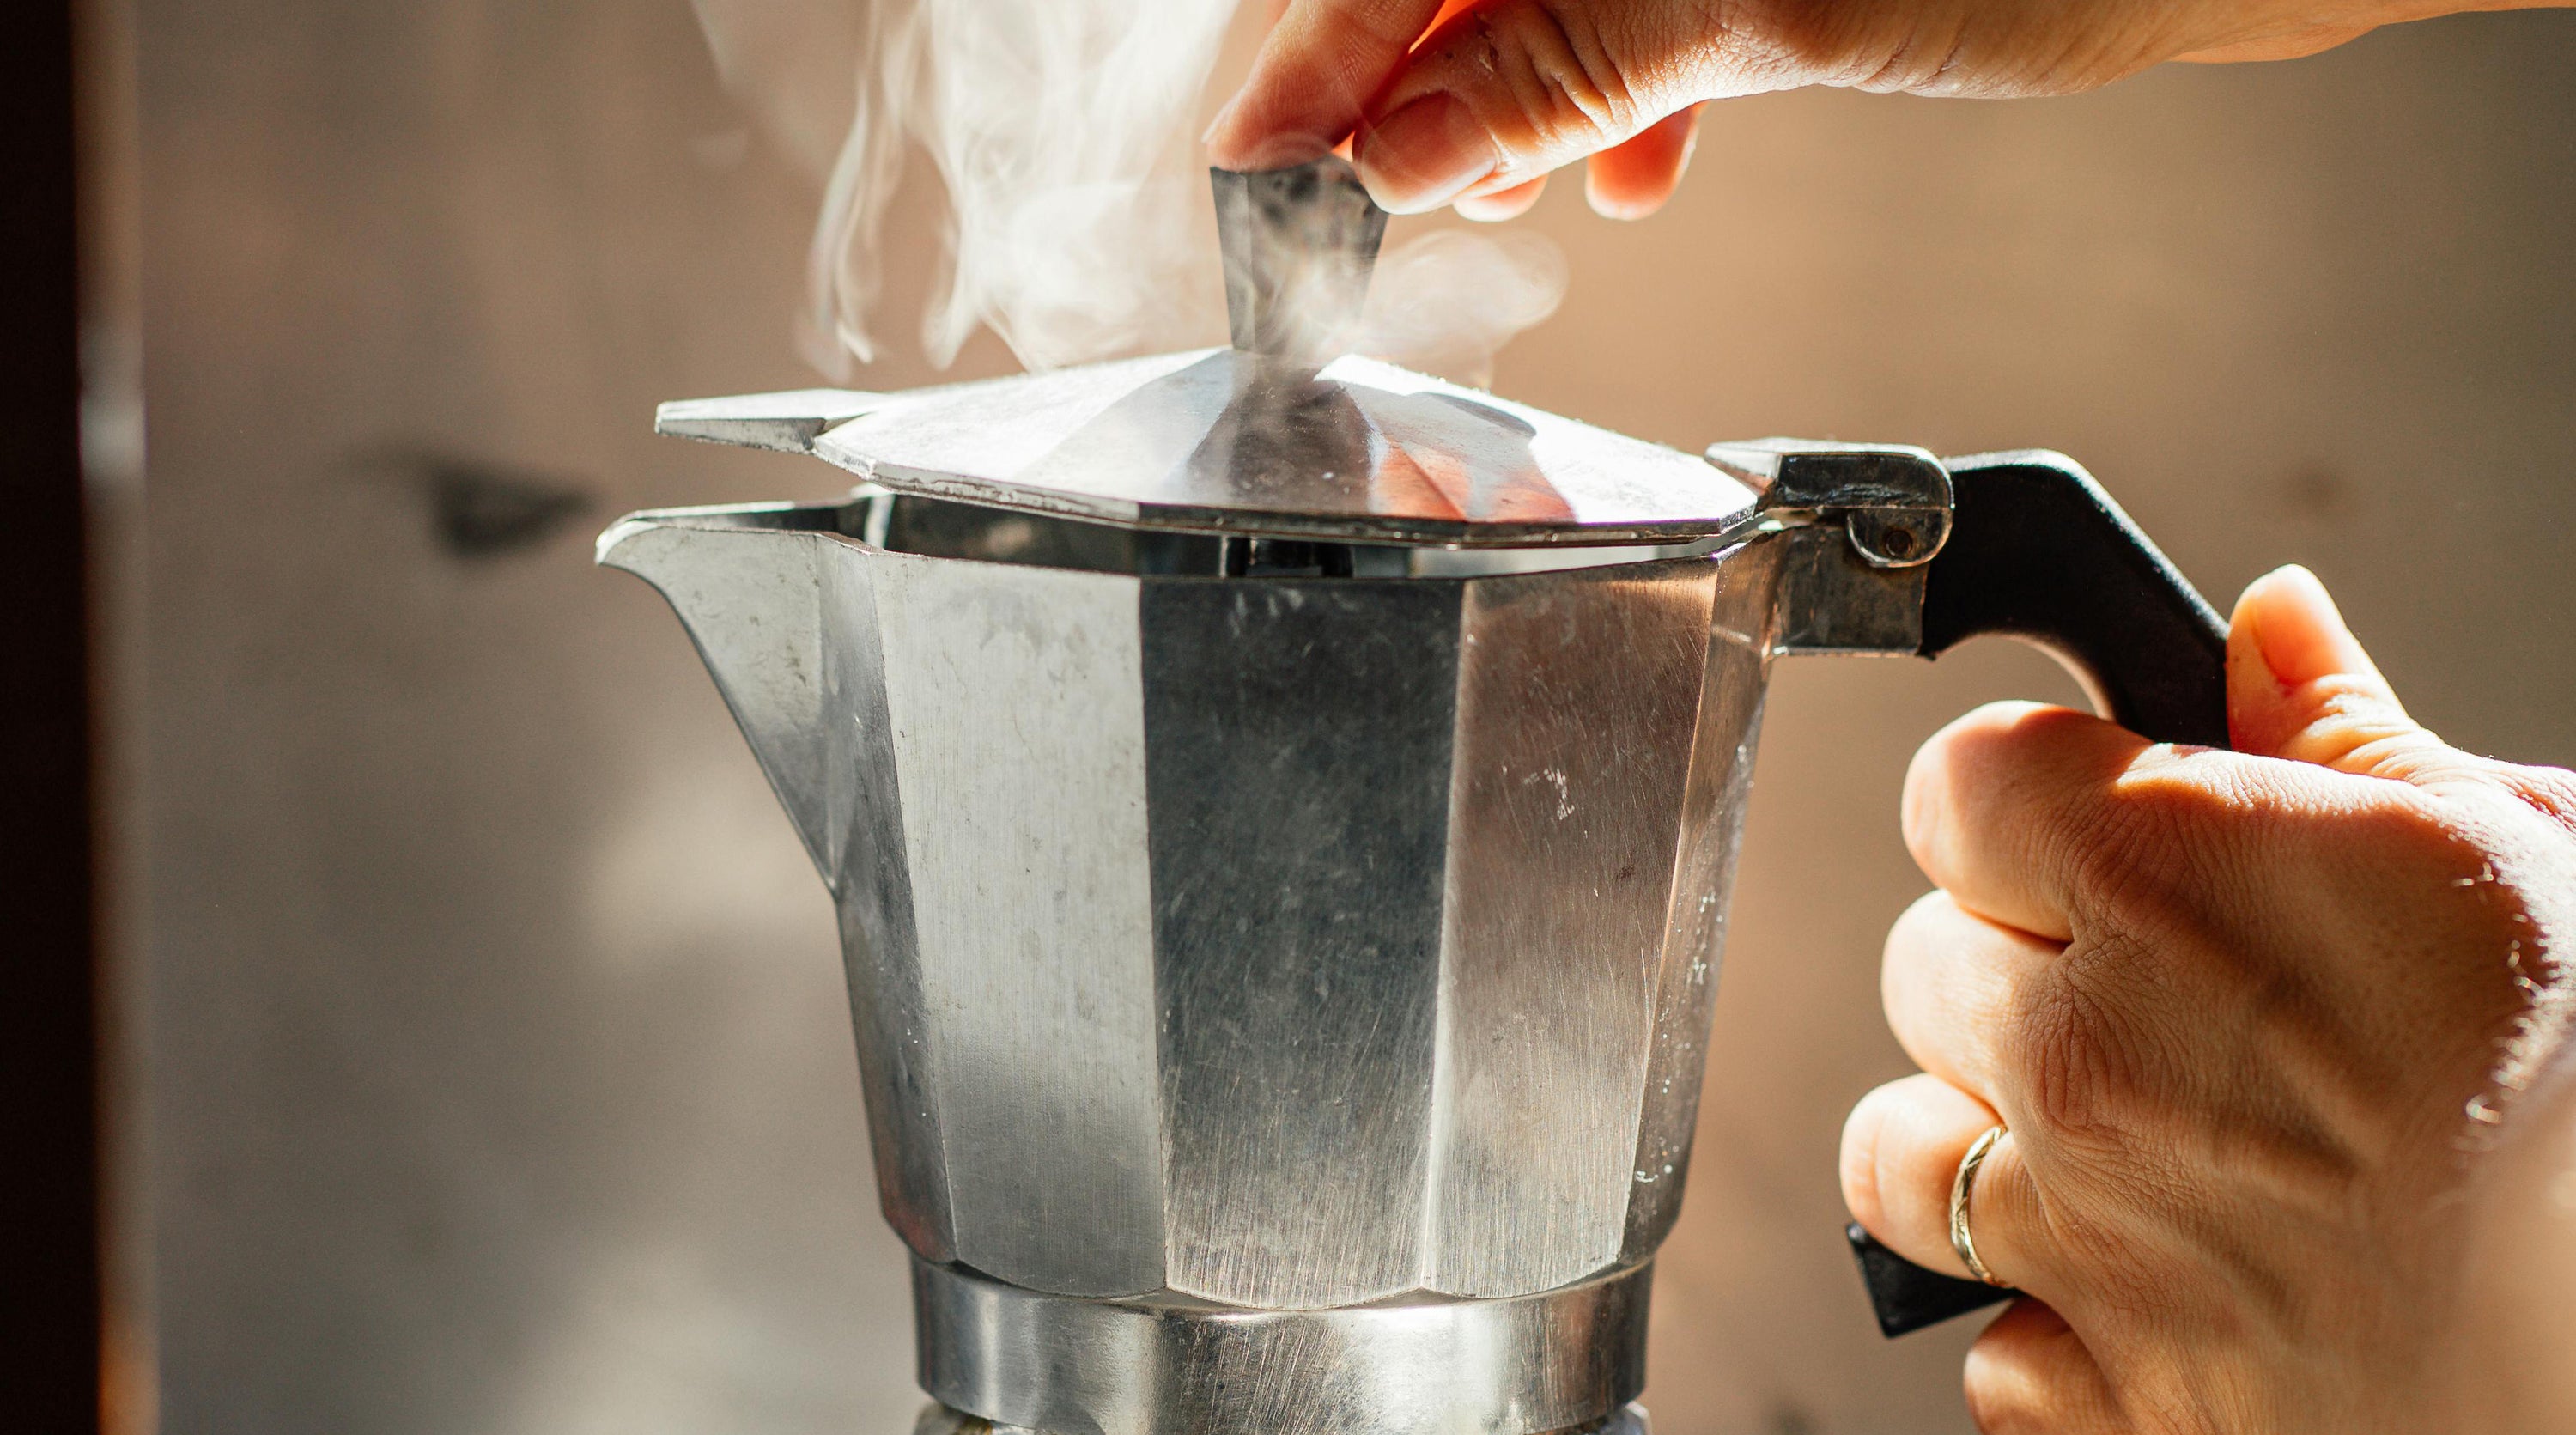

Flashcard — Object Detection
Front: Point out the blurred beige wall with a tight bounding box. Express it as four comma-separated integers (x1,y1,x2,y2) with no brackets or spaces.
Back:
137,3,2576,1434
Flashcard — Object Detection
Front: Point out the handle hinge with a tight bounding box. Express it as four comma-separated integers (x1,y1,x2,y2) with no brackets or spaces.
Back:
1710,440,1956,654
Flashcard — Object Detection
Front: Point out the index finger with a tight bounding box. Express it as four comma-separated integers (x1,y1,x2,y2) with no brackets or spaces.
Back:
1902,700,2159,941
1206,0,1450,169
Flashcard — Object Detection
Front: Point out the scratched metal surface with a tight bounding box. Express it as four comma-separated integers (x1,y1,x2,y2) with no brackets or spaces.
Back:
1140,575,1465,1310
605,513,1785,1314
1427,559,1740,1295
876,556,1169,1298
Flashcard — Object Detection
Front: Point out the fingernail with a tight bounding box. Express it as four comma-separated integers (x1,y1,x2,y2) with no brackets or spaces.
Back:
1209,125,1338,173
1355,93,1497,214
1202,92,1340,170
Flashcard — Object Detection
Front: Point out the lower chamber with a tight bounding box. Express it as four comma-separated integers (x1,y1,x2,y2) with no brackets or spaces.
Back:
911,1257,1654,1435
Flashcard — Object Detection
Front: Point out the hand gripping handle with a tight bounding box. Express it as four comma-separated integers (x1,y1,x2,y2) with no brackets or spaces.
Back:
1851,450,2228,1338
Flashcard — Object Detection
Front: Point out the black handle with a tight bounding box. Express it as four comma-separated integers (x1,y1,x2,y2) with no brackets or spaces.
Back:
1850,451,2229,1338
1920,452,2228,744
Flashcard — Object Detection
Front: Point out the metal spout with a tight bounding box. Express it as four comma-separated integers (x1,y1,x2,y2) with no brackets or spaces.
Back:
1212,155,1388,368
596,505,890,891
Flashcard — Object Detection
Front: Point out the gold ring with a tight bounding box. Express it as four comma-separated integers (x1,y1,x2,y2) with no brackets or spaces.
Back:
1948,1124,2010,1287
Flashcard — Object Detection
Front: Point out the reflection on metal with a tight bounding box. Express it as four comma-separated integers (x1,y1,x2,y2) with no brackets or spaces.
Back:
913,1259,1652,1435
1212,157,1388,368
660,353,1764,548
911,1402,1659,1435
602,419,1968,1432
597,495,1794,1433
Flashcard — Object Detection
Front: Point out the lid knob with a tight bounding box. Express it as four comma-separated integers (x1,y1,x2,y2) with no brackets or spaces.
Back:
1212,157,1389,369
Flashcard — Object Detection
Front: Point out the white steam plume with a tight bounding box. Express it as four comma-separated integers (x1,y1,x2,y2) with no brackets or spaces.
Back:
1354,228,1566,391
806,0,1239,373
698,0,1568,383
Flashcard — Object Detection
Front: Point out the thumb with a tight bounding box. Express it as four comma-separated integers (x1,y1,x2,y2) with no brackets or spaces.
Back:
1350,0,1721,213
2227,565,2454,781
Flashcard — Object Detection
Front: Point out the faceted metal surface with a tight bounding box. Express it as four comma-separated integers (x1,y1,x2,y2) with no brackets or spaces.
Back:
913,1259,1653,1435
659,355,1765,548
655,387,887,454
912,1393,1656,1435
598,499,1788,1312
1212,157,1388,368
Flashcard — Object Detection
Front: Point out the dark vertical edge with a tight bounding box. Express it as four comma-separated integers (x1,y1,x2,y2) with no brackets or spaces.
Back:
1138,576,1461,1305
0,0,104,1431
1207,168,1255,352
820,551,952,1266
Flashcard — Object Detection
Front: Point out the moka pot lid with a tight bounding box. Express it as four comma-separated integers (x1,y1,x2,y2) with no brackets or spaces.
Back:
659,157,1780,549
655,346,1765,549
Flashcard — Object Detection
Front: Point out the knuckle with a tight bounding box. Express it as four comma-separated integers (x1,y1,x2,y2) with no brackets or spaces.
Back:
1849,14,1971,94
2053,765,2232,938
2063,785,2181,905
2494,761,2576,837
1959,1321,2066,1434
1753,0,1954,93
1453,0,1643,161
1882,888,1951,965
1342,0,1442,52
1905,701,2063,870
1899,742,1948,867
1964,1305,2128,1432
2002,966,2154,1146
1753,0,1873,74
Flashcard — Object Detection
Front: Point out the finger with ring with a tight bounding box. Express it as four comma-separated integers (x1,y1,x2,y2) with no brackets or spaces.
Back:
1842,1072,2044,1292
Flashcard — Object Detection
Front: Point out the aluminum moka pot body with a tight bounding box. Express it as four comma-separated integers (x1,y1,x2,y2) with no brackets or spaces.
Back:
607,489,1777,1301
601,486,1795,1435
601,380,2229,1435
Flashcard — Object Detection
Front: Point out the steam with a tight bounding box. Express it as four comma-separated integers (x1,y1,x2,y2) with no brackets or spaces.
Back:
800,0,1237,373
1355,228,1566,391
697,0,1568,385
